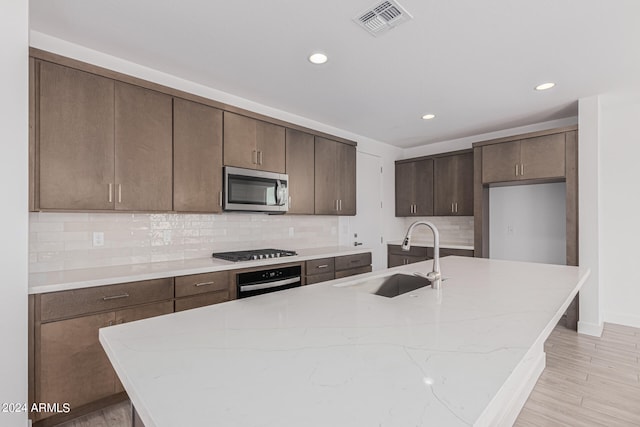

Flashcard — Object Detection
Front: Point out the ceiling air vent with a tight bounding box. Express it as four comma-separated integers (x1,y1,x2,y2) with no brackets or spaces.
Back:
353,0,413,37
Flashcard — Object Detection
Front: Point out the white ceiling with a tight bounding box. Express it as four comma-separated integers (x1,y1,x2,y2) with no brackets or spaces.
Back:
30,0,640,148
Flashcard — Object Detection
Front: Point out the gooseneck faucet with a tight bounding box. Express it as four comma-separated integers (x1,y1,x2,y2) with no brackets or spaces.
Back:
401,221,442,290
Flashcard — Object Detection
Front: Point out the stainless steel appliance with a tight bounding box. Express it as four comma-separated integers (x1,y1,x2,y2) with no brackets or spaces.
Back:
212,248,297,262
236,264,302,298
223,166,288,213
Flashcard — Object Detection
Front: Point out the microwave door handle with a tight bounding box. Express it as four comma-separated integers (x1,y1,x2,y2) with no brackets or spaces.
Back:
275,180,285,206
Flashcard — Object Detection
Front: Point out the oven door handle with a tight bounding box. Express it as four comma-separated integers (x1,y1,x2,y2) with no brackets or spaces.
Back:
240,277,301,293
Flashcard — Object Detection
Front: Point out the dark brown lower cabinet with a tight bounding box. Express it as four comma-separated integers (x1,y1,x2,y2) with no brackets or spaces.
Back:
387,245,473,267
34,300,172,425
305,253,372,284
387,245,430,268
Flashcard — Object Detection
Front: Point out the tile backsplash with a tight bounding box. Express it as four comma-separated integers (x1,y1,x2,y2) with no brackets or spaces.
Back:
402,216,474,247
29,212,340,273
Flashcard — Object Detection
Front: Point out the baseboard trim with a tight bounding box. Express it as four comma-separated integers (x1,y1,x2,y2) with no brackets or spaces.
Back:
578,320,604,337
604,312,640,329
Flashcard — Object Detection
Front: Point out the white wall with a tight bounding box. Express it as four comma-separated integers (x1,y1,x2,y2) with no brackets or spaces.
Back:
489,183,566,265
599,91,640,328
402,117,578,159
0,0,29,425
578,96,603,336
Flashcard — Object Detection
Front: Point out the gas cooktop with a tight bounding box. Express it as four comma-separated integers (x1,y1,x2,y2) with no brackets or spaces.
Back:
212,248,298,262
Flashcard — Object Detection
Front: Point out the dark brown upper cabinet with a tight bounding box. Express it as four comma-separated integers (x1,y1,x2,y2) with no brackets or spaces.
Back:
223,111,286,173
434,152,474,216
38,61,116,210
173,98,223,212
395,158,434,217
36,62,173,212
114,82,173,211
314,137,356,215
285,129,315,214
482,133,565,184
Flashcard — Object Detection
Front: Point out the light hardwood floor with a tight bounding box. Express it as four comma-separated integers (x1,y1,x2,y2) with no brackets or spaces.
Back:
55,322,640,427
515,322,640,426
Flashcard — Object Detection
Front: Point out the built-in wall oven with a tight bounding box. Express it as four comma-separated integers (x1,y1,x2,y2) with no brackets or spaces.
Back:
236,264,302,299
224,166,288,213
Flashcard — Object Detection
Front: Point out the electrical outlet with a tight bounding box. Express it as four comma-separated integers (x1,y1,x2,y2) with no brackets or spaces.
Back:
92,231,104,247
507,225,514,235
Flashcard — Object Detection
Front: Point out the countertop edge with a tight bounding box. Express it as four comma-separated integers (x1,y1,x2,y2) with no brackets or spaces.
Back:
29,246,372,294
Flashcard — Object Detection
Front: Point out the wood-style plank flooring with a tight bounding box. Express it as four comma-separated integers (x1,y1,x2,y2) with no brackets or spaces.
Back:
55,322,640,426
515,322,640,426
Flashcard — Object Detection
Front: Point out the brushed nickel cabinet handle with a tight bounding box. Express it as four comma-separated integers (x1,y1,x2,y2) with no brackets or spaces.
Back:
515,164,519,176
521,163,524,176
118,184,122,203
288,196,292,208
103,293,129,301
451,202,454,213
252,150,257,164
316,264,329,269
339,199,342,211
258,151,263,165
219,191,223,207
455,202,458,213
195,281,215,287
108,183,113,203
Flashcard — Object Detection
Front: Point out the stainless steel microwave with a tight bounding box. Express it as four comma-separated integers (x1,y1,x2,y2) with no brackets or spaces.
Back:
223,166,289,213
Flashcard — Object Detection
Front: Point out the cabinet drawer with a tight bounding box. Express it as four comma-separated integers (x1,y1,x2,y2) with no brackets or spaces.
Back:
306,258,335,276
335,253,371,271
388,244,429,257
388,254,427,268
175,271,229,298
175,291,230,312
40,278,174,322
305,272,335,285
335,265,372,279
440,248,474,257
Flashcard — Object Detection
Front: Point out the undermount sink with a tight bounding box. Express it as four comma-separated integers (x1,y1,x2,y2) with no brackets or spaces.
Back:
337,273,431,298
373,273,431,297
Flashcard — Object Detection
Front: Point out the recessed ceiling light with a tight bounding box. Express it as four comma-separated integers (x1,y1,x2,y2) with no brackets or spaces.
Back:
308,52,328,64
535,82,555,91
422,114,436,120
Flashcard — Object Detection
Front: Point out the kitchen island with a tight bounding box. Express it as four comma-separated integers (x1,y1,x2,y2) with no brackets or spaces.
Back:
99,256,589,427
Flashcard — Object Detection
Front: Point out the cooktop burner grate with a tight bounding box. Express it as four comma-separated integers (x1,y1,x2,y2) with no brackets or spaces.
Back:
212,248,298,262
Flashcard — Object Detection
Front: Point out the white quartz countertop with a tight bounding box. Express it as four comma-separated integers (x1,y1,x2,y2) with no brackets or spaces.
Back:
99,257,589,427
387,240,474,250
28,246,371,294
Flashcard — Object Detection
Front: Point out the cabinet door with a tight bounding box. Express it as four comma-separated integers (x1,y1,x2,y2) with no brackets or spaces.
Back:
455,152,474,215
115,82,173,211
173,98,223,212
223,112,286,173
256,120,286,173
314,137,338,214
482,141,521,184
38,62,115,210
113,301,173,393
337,142,356,215
223,112,257,170
38,312,117,418
519,133,565,180
414,159,434,216
434,153,473,216
395,162,415,216
285,129,315,214
174,292,230,312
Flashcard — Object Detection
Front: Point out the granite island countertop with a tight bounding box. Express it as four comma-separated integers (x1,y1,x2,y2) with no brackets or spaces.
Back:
99,256,589,427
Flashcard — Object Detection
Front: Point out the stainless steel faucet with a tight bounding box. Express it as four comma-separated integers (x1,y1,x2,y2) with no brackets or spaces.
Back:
401,221,442,290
